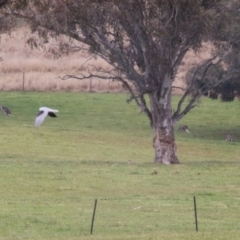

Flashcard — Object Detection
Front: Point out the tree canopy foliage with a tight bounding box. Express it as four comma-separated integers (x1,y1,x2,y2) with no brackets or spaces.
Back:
0,0,14,33
186,0,240,101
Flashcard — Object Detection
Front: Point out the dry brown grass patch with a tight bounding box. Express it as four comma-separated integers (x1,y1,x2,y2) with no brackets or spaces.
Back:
0,27,213,93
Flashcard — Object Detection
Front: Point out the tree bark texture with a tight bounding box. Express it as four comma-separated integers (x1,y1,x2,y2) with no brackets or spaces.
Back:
150,77,179,164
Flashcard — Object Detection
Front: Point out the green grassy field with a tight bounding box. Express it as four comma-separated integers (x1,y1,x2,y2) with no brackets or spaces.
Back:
0,92,239,240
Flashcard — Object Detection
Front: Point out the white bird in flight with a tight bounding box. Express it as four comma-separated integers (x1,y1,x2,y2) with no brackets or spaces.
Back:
35,107,59,127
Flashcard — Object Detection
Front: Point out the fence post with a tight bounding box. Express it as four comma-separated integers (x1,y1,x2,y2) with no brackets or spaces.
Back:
98,80,101,91
90,199,98,234
22,71,25,91
89,77,92,92
193,196,198,232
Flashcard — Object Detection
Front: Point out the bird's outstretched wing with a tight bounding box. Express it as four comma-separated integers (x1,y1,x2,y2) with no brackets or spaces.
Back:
35,110,48,127
37,110,44,117
48,112,57,117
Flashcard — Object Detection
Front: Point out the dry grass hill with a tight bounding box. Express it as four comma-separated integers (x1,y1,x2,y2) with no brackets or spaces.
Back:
0,27,213,93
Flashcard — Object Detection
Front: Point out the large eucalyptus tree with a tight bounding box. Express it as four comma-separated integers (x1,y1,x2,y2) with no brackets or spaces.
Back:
5,0,239,164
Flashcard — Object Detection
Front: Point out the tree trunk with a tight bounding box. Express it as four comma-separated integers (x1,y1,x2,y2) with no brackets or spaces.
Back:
150,80,180,164
152,122,179,164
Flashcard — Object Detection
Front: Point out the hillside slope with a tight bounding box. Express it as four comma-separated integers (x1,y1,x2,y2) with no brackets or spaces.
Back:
0,27,213,93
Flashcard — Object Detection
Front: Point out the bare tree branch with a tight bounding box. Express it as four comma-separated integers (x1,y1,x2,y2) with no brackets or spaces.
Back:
172,57,232,124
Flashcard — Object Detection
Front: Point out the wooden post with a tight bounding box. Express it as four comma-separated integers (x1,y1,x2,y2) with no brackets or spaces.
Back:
89,77,92,92
194,196,198,232
90,199,98,234
98,80,101,91
22,71,25,91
